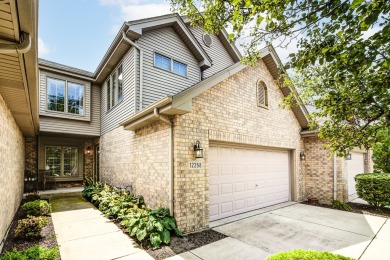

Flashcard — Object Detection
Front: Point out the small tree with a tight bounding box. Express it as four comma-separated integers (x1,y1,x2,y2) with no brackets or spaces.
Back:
373,129,390,173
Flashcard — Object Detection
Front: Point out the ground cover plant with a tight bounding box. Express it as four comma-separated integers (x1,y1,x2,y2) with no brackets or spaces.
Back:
331,200,352,212
21,200,51,216
0,245,58,260
83,182,182,248
267,249,353,260
355,173,390,207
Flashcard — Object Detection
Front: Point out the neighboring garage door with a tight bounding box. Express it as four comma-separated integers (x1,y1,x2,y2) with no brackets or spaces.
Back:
209,145,290,221
348,152,365,196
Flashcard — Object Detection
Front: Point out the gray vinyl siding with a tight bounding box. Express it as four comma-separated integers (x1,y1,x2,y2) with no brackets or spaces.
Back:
137,27,201,108
39,84,101,136
189,27,235,78
101,47,136,135
39,70,91,121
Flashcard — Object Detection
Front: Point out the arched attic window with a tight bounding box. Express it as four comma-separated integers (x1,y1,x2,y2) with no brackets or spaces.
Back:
257,80,268,108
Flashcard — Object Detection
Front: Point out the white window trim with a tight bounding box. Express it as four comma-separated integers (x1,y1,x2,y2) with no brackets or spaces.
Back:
257,80,269,109
154,52,188,78
46,76,86,116
45,145,79,178
105,62,124,113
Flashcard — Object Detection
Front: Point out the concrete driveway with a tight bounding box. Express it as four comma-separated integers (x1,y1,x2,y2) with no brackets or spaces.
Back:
169,202,389,260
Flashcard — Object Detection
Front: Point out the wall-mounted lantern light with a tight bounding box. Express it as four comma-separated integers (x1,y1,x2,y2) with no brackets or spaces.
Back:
346,151,352,160
193,141,203,159
45,165,50,171
300,151,306,161
372,154,377,162
85,146,93,155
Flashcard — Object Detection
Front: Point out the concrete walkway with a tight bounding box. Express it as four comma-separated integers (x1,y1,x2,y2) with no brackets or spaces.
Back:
49,194,153,260
168,202,389,260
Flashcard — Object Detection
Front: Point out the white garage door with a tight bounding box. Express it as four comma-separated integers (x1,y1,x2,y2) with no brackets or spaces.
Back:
209,145,290,221
348,152,365,196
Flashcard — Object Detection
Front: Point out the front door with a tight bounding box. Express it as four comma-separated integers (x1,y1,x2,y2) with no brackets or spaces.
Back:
94,144,100,182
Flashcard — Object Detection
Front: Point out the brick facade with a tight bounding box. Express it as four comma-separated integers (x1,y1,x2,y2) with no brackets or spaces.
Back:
172,61,304,232
25,137,38,178
100,61,306,232
100,124,171,209
302,136,373,204
0,93,25,249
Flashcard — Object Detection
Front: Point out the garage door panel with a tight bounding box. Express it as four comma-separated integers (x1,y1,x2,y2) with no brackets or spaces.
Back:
209,184,219,196
235,182,245,192
348,152,365,196
209,145,290,221
221,201,233,214
209,164,219,176
234,199,245,210
209,204,219,218
220,184,233,195
221,165,233,175
235,165,245,175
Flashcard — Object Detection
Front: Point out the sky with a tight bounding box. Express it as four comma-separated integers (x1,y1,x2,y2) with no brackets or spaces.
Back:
38,0,297,72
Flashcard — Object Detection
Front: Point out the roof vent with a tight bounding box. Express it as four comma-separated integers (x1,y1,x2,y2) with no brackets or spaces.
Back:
202,33,213,47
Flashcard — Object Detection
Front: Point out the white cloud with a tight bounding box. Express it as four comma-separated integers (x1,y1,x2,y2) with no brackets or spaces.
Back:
99,0,171,21
38,37,53,57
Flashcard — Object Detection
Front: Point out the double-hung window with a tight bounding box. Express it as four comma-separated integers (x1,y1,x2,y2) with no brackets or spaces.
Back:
47,77,84,115
154,53,187,77
106,64,123,111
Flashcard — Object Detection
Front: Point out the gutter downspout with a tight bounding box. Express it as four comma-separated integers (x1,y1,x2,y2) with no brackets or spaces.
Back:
153,108,174,216
0,32,31,54
122,31,143,111
333,155,337,200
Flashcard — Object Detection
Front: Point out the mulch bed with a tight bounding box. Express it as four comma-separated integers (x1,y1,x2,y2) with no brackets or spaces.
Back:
145,229,227,260
301,201,390,218
113,217,227,260
1,199,60,258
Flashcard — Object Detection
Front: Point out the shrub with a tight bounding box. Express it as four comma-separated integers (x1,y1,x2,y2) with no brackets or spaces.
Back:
331,200,352,212
355,173,390,207
15,216,49,239
83,182,182,248
21,200,51,216
24,192,41,202
0,245,58,260
121,208,183,249
267,250,353,260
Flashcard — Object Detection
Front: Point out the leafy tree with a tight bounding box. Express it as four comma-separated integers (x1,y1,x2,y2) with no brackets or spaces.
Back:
373,129,390,173
171,0,390,155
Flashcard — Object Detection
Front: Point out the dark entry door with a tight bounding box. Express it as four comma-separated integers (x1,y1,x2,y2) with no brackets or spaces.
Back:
94,144,100,182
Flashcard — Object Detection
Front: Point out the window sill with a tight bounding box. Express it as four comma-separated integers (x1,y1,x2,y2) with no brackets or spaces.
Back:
54,177,83,182
41,110,90,122
153,65,188,79
257,104,269,110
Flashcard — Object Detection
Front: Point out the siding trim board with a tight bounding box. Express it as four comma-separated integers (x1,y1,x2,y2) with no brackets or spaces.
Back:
126,14,212,68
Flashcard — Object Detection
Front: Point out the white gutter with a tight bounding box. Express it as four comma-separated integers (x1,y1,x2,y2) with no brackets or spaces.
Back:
333,155,337,200
153,108,174,217
0,32,31,54
122,31,144,111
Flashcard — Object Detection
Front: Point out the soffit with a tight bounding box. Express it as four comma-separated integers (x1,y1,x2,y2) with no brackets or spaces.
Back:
0,0,39,137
